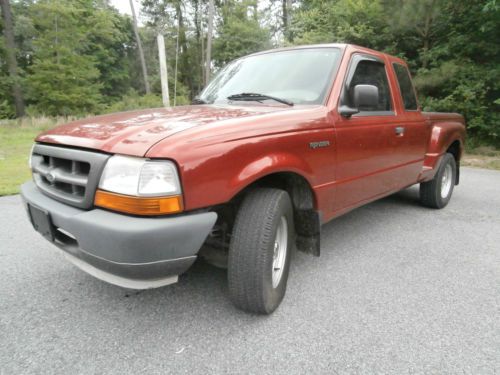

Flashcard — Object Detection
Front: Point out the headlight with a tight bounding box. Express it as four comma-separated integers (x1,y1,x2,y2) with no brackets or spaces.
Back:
95,155,183,215
98,155,181,197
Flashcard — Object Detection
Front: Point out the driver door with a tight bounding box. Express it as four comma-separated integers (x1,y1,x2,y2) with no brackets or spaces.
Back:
333,54,401,213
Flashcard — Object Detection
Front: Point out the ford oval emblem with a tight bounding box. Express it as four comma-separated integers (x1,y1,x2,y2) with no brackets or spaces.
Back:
46,172,56,183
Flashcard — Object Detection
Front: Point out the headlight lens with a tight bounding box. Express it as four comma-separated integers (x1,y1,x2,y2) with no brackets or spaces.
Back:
98,155,181,197
138,162,181,196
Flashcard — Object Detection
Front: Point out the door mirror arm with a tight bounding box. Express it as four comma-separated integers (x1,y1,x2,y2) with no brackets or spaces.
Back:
339,105,360,118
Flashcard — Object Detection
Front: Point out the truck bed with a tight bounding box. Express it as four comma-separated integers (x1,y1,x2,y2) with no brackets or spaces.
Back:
423,112,465,124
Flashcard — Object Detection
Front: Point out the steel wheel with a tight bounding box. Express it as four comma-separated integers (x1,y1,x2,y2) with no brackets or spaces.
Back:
441,163,453,199
272,216,288,288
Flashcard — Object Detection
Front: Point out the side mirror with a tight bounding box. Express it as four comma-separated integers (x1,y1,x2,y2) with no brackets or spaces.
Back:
353,84,379,109
339,84,380,118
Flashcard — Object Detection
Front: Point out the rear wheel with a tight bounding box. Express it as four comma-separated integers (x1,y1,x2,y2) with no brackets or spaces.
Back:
228,188,294,314
420,153,456,209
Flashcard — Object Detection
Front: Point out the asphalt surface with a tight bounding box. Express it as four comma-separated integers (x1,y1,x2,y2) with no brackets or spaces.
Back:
0,167,499,374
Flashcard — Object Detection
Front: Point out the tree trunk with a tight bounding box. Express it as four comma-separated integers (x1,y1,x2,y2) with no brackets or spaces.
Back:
201,24,205,86
0,0,25,117
205,0,214,85
194,0,203,92
282,0,287,32
421,0,437,69
283,0,292,42
129,0,150,94
175,2,193,97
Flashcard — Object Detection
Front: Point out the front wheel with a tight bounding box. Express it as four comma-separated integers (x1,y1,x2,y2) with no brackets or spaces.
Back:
420,153,457,209
228,188,294,314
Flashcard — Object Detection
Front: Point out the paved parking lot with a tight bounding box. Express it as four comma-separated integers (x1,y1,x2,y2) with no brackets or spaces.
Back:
1,167,499,374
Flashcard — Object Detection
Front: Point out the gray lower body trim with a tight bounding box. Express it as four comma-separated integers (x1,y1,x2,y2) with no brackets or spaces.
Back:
21,181,217,289
60,248,183,289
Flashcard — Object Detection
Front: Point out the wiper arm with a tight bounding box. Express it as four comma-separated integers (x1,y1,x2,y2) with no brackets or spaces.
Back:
192,97,208,104
227,93,294,106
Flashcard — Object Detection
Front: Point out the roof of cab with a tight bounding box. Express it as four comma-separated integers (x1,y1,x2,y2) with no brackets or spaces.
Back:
245,43,408,67
246,43,348,58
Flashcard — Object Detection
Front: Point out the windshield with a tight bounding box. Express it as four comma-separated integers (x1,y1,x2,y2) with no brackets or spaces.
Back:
199,48,341,105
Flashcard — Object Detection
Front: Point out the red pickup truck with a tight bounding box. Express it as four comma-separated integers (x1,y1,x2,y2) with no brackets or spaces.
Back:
21,44,465,314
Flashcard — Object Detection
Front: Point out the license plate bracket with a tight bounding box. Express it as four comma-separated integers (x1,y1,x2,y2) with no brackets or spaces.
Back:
28,204,55,242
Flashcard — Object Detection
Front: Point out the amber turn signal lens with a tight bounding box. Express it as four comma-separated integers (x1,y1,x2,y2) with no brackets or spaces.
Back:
94,190,183,216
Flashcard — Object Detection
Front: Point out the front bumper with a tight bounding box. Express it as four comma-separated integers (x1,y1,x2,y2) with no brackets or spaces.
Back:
21,181,217,289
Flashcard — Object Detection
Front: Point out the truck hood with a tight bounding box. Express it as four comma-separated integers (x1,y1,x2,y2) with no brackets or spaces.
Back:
36,105,287,156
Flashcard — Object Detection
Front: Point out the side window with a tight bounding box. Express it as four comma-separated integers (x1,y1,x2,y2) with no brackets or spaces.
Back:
393,63,418,110
345,60,392,112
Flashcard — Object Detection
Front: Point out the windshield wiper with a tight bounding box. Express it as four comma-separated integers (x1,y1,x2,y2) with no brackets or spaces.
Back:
227,93,294,106
192,97,208,105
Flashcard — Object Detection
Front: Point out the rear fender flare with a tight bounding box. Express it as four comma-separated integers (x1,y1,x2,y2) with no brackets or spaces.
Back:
420,123,465,182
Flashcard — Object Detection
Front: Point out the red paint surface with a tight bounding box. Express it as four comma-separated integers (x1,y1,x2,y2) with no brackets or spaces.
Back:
36,44,466,223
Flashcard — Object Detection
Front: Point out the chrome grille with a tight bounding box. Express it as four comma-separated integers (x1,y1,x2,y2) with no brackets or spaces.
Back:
31,144,110,209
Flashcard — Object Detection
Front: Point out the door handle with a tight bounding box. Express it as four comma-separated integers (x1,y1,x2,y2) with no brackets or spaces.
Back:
394,126,405,136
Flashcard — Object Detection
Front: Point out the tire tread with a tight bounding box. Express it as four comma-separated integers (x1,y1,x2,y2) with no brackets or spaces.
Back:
228,188,292,314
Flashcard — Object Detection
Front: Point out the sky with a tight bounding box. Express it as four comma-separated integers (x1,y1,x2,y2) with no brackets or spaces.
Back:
110,0,145,25
109,0,139,16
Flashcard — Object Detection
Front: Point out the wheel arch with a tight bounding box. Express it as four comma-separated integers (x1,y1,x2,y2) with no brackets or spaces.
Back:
230,171,321,256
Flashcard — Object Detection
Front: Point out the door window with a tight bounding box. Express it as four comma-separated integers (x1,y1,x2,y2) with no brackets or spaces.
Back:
343,59,392,112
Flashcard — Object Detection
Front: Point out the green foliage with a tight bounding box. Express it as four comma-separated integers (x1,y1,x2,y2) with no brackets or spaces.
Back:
213,1,271,66
87,5,135,103
417,60,500,139
293,0,392,51
25,1,100,115
0,100,15,119
414,0,500,144
0,8,14,118
104,90,163,113
0,0,133,116
0,75,15,118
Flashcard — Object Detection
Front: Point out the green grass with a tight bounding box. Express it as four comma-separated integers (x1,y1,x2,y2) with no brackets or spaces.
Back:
463,146,500,171
0,117,71,196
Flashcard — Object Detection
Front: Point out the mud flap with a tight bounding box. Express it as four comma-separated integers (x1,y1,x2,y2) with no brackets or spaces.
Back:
294,209,321,256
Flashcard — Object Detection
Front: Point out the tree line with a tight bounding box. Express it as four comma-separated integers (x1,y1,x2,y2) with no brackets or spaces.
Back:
0,0,498,145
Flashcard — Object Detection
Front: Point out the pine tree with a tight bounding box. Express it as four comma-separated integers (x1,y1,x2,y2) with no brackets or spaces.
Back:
27,0,103,115
0,0,25,117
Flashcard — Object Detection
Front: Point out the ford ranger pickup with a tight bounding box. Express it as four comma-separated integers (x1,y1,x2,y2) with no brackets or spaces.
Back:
21,44,466,314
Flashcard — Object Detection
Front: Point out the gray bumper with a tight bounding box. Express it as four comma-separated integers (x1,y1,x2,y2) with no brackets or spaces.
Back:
21,181,217,289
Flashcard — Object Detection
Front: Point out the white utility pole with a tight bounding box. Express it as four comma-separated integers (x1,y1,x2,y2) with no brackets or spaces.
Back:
205,0,214,85
174,18,180,106
157,34,170,107
129,0,150,94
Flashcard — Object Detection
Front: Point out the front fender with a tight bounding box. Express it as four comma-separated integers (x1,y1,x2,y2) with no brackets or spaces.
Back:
175,129,334,211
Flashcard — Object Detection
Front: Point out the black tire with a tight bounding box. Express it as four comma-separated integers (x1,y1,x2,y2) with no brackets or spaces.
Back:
228,188,294,314
420,153,457,209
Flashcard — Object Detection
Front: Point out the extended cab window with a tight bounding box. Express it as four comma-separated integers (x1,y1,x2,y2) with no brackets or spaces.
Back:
393,63,418,110
344,59,392,112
